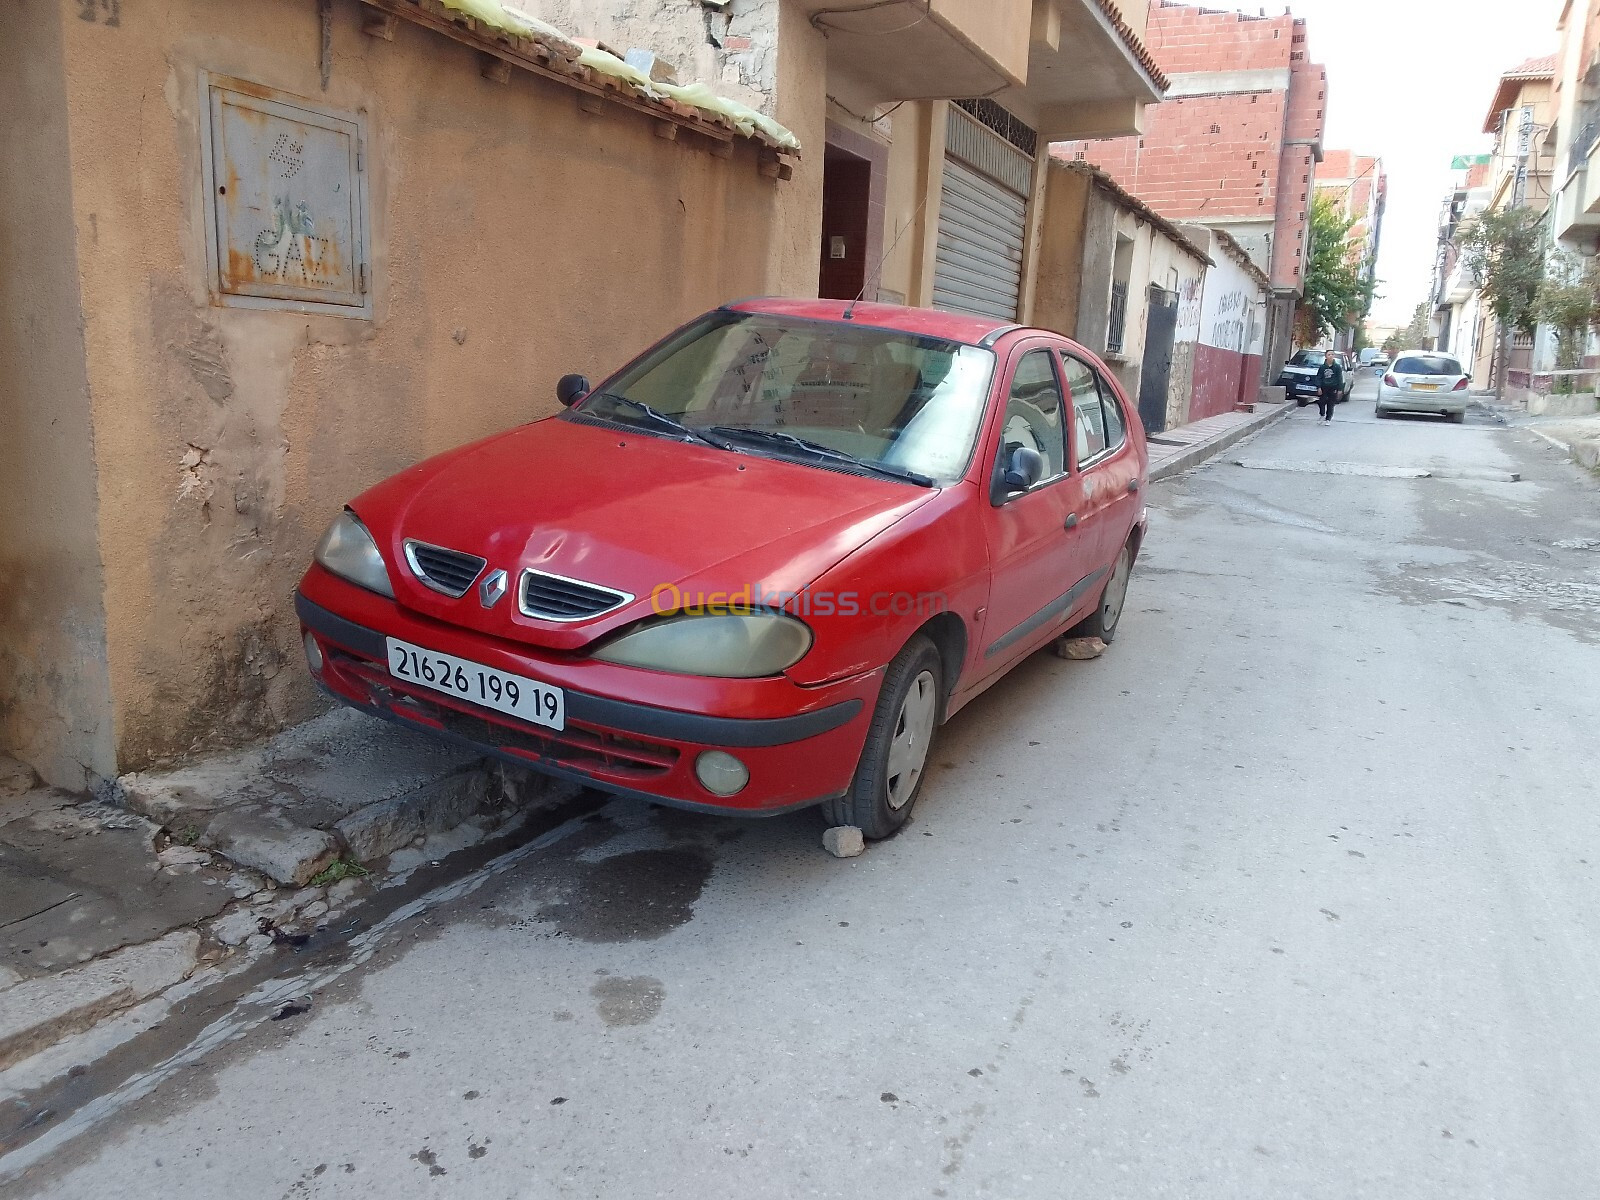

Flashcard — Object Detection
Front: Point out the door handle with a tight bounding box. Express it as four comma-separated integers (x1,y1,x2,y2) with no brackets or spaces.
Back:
1064,512,1079,530
1127,478,1141,494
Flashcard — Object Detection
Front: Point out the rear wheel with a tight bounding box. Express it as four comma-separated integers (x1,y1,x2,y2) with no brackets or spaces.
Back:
1375,404,1389,419
1069,540,1135,644
821,635,942,840
1447,410,1466,424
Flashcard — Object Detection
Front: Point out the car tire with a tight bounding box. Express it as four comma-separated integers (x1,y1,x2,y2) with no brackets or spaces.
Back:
1069,539,1135,645
821,634,943,840
1448,411,1466,424
1374,404,1388,419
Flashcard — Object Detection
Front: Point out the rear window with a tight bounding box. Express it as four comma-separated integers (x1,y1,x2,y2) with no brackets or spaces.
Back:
1393,355,1462,376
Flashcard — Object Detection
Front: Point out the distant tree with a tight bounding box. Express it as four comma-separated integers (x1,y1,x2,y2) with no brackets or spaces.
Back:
1386,301,1429,356
1295,192,1376,345
1455,206,1546,401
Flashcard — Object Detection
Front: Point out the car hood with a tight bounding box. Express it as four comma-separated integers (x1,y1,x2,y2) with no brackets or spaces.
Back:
355,417,939,651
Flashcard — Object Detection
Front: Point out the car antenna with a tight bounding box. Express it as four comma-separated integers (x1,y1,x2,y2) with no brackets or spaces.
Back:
843,191,930,320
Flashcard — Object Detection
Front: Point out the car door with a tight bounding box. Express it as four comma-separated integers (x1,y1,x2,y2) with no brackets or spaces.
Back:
977,343,1094,671
1062,351,1141,591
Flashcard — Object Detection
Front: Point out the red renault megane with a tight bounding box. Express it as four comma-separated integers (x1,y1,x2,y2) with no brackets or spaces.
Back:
296,299,1148,838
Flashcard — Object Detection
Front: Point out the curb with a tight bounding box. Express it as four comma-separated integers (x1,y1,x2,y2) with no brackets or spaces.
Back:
1149,402,1294,483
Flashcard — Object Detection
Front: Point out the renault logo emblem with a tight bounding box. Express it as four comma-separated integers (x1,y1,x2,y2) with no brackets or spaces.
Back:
479,569,508,609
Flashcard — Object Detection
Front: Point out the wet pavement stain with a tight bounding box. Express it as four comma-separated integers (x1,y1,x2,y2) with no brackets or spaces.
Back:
410,1148,445,1177
590,975,666,1026
536,848,714,943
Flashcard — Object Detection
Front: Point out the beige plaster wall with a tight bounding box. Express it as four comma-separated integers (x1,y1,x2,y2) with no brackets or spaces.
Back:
1030,163,1091,339
934,0,1032,85
0,0,116,789
877,101,936,305
54,0,818,774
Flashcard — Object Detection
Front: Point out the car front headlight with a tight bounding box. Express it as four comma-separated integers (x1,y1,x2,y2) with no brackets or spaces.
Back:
314,509,395,598
592,613,813,678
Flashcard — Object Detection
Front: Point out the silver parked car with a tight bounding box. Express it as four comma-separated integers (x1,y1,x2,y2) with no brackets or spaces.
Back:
1377,352,1470,422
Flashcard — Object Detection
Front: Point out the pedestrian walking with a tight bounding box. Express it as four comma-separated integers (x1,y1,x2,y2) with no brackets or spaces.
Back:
1315,350,1344,424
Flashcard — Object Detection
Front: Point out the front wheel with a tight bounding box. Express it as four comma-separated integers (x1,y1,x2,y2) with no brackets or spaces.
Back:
1069,540,1135,644
821,635,943,840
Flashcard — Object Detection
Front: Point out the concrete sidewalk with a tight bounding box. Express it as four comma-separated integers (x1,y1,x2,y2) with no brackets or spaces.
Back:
1522,413,1600,472
1146,400,1293,482
0,711,576,1102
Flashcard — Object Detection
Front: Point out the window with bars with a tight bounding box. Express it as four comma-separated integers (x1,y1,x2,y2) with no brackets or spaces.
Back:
952,98,1038,158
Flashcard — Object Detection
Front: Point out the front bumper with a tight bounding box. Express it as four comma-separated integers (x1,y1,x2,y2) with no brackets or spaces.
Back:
295,578,881,815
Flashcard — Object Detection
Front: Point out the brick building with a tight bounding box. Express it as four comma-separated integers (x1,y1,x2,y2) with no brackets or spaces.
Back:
1314,150,1387,352
1054,0,1328,377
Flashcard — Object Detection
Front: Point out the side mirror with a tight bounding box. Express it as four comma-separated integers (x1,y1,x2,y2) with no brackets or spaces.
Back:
556,373,590,407
993,444,1045,503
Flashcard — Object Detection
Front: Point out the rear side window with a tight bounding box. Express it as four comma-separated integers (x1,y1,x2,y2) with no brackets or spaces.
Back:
998,350,1068,483
1062,355,1110,463
1393,355,1462,376
1099,377,1127,453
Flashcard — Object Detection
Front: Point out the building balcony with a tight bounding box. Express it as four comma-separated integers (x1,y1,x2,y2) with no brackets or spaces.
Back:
799,0,1164,137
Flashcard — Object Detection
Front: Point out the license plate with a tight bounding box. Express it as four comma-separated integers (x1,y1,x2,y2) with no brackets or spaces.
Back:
1411,383,1439,391
385,637,564,730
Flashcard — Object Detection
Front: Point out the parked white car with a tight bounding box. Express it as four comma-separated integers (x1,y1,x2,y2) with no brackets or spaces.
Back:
1377,352,1470,422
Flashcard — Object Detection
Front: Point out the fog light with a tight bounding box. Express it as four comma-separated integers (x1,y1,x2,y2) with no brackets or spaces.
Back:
303,631,324,674
694,750,749,797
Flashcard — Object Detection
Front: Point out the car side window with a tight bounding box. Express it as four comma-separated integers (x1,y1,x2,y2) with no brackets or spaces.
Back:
997,349,1068,485
1061,355,1107,464
1099,375,1127,453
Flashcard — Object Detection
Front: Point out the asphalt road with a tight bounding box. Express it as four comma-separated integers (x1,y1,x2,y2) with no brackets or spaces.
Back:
12,375,1600,1200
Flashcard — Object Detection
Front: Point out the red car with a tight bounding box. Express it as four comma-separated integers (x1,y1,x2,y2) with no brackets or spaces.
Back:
297,299,1148,838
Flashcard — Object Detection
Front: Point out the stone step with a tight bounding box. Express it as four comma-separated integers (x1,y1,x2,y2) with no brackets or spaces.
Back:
0,932,199,1072
115,708,565,885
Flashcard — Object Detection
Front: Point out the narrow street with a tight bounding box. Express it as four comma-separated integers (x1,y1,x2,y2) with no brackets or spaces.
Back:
8,375,1600,1199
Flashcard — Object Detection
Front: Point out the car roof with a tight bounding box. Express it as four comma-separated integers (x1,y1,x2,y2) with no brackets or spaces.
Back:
726,297,1027,347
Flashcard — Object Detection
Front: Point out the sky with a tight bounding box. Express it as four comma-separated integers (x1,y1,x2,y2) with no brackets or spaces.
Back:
1195,0,1562,325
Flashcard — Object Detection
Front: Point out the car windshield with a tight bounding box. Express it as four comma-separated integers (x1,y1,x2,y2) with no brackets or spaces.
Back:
1393,355,1462,376
571,312,996,485
1288,350,1325,367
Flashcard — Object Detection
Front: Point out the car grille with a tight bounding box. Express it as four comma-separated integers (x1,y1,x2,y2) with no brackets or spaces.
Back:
519,570,632,622
404,540,486,598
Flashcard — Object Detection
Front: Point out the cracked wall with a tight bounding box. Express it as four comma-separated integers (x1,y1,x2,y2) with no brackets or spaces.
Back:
0,0,117,790
528,0,782,114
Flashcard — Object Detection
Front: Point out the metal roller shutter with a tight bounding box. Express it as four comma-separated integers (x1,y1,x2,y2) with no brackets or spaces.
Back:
932,105,1033,322
931,159,1028,320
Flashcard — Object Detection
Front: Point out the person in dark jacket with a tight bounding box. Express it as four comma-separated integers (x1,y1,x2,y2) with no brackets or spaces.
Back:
1315,351,1344,424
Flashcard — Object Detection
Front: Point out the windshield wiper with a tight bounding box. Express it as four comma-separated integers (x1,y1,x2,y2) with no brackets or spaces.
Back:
705,426,935,487
589,393,732,450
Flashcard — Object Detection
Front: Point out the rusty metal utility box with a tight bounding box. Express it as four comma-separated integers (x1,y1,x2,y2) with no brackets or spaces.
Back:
198,73,370,317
